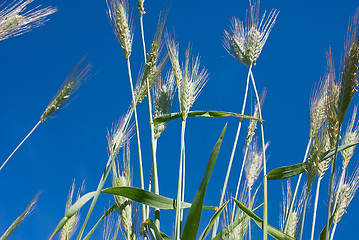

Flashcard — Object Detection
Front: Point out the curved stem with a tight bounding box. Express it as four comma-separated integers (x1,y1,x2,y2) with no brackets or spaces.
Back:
249,69,267,240
311,178,322,240
1,120,42,172
284,138,312,232
325,125,341,240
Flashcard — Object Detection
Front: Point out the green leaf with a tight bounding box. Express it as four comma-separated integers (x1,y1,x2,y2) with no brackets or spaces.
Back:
211,216,246,240
233,199,296,240
153,111,262,124
267,142,359,181
141,219,164,240
181,124,227,240
50,191,96,239
267,162,306,180
102,186,192,209
83,204,117,240
199,201,229,240
319,142,359,160
160,232,172,240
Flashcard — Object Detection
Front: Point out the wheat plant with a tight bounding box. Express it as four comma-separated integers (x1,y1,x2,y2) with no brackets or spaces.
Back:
2,1,359,240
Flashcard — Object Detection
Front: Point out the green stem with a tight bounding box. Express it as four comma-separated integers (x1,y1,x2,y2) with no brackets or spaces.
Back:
140,15,147,62
140,14,160,229
76,109,133,240
299,190,309,240
1,120,42,172
310,178,322,240
284,138,312,232
231,146,249,222
126,58,146,222
325,125,341,240
175,120,187,240
329,223,337,240
249,69,267,240
76,156,114,240
211,63,252,237
248,187,252,240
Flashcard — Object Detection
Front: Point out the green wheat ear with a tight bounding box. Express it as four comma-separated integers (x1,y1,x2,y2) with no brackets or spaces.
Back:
0,0,57,41
40,57,91,122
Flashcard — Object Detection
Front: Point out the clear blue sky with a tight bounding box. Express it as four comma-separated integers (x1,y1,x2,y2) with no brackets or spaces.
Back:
1,0,359,239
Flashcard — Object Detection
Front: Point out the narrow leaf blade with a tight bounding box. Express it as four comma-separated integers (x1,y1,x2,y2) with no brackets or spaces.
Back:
233,199,296,240
141,219,164,240
50,191,96,239
83,204,117,240
199,201,229,240
267,162,306,180
181,124,227,240
102,186,192,209
211,216,245,240
153,111,262,124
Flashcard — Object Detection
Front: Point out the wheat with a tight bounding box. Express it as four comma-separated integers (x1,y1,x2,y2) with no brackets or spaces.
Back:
137,0,145,16
337,11,359,125
152,72,175,139
40,57,90,122
310,77,328,139
107,111,133,159
107,0,133,59
111,142,136,240
341,106,359,169
325,51,340,148
0,0,57,41
134,16,167,105
60,182,81,240
223,0,278,67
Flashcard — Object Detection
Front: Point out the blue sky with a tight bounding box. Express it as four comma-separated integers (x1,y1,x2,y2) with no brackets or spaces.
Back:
1,0,359,239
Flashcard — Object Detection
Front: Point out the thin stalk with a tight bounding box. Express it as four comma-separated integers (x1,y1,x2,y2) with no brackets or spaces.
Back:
175,120,187,240
310,178,322,240
211,63,252,237
146,162,153,219
325,126,341,240
76,108,134,240
284,138,312,232
140,15,147,62
139,13,160,229
249,69,267,240
1,120,42,172
231,146,249,222
126,58,146,222
299,191,309,240
77,156,115,240
248,187,252,240
181,136,186,223
77,109,134,240
329,223,337,240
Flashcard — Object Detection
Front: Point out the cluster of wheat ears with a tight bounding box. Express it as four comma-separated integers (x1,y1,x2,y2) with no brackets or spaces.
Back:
1,0,359,240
